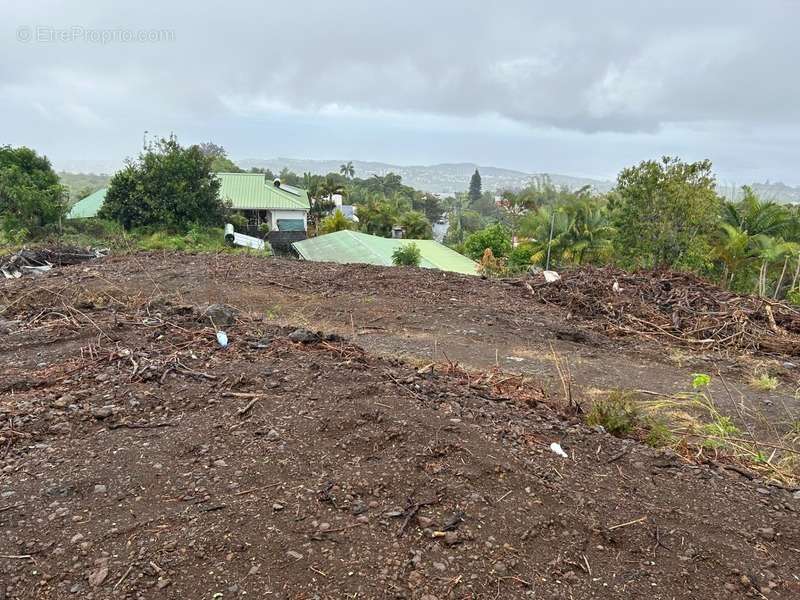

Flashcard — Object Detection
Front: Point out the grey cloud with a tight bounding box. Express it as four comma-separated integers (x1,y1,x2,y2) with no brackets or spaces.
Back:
0,0,798,182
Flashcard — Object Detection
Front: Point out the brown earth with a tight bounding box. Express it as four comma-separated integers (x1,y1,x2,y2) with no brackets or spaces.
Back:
1,253,799,599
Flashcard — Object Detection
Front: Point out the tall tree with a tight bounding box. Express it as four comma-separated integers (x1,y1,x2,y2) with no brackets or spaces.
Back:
612,157,721,269
468,168,482,207
339,161,355,179
0,145,67,233
99,136,224,231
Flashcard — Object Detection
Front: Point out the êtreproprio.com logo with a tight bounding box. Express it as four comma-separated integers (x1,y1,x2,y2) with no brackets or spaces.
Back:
16,25,175,44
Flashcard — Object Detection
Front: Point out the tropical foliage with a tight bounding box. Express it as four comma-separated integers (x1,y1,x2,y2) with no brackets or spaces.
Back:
0,145,67,237
99,136,225,231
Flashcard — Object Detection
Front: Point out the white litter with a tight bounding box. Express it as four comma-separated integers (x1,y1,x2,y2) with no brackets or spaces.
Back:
549,442,568,458
612,280,621,293
543,270,561,283
216,330,229,348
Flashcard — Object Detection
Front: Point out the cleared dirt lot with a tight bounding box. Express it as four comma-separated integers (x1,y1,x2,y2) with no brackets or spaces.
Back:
1,253,799,599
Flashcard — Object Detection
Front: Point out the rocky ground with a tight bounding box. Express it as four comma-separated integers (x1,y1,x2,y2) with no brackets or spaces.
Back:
1,253,799,599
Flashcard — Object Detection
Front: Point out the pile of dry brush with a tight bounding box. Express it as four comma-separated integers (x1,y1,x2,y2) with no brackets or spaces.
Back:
523,266,800,355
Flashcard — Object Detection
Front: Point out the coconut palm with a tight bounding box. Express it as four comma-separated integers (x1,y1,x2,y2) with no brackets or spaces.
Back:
339,161,355,179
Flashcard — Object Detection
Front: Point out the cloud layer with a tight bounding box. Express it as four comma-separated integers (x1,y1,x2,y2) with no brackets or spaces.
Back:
2,0,798,182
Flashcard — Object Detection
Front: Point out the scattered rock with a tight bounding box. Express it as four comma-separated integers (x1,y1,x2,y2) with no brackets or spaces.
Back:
88,566,108,587
91,406,114,420
286,550,303,560
266,429,280,441
205,304,239,327
288,328,319,343
156,579,172,589
93,484,107,494
757,527,776,541
273,503,284,511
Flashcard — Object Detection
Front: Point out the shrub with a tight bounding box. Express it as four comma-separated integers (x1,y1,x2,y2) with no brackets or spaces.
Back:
319,209,354,234
463,223,512,260
507,242,537,273
392,242,422,266
750,373,778,391
586,391,641,436
477,248,506,277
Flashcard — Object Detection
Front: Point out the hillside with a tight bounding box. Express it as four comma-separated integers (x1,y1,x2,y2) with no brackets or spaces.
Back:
238,157,614,194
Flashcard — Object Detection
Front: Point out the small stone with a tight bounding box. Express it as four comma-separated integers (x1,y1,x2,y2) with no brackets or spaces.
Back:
93,485,107,494
88,566,108,587
288,328,319,343
273,503,284,511
319,522,331,531
70,533,84,544
212,459,227,468
493,561,507,575
407,571,423,589
443,531,459,546
757,527,776,541
92,406,114,420
205,304,239,327
432,561,446,572
266,429,280,441
793,490,800,500
756,487,771,496
287,550,303,560
420,595,439,600
156,578,171,589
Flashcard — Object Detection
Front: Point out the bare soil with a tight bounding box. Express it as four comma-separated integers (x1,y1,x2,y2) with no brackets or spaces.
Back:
1,253,799,599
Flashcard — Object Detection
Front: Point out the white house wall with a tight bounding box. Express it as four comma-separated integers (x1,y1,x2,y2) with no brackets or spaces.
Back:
270,210,308,231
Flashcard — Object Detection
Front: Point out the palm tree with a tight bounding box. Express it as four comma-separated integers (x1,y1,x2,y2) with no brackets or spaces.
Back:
752,235,799,297
339,161,355,179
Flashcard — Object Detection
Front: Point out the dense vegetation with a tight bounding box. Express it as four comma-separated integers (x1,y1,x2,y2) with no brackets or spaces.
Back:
99,136,225,231
4,140,800,300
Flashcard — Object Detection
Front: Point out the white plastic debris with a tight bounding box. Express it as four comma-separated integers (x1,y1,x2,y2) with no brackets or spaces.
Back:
543,270,561,283
612,280,621,293
549,442,568,458
216,330,229,348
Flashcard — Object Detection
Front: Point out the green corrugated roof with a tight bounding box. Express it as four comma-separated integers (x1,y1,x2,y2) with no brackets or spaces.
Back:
64,175,310,219
292,230,478,276
66,188,107,219
217,173,309,211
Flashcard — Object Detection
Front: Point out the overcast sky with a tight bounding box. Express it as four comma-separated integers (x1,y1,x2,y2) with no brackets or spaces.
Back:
2,0,798,184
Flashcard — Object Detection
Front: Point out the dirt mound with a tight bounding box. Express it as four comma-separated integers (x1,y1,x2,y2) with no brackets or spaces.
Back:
1,260,799,599
523,266,800,355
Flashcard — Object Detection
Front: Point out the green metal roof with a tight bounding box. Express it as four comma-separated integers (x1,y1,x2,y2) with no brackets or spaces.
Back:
292,230,479,276
64,175,311,219
66,188,107,219
217,173,309,211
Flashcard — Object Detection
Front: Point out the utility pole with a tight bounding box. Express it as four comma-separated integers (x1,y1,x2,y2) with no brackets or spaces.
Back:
545,210,555,271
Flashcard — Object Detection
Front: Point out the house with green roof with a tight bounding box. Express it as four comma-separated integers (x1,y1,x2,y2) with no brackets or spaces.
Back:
65,173,310,235
217,172,309,233
292,230,479,276
66,188,107,219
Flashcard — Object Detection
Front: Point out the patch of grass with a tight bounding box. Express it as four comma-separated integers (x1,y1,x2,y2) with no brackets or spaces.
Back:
750,373,779,391
643,418,675,448
586,391,641,437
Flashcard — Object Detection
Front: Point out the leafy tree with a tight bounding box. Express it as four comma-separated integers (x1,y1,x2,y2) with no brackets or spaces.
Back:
366,173,404,197
412,192,444,224
99,136,224,231
0,145,67,233
339,161,355,179
612,157,721,268
468,168,482,207
463,223,512,261
319,209,354,234
198,142,243,173
392,242,421,266
358,199,397,237
398,210,433,239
